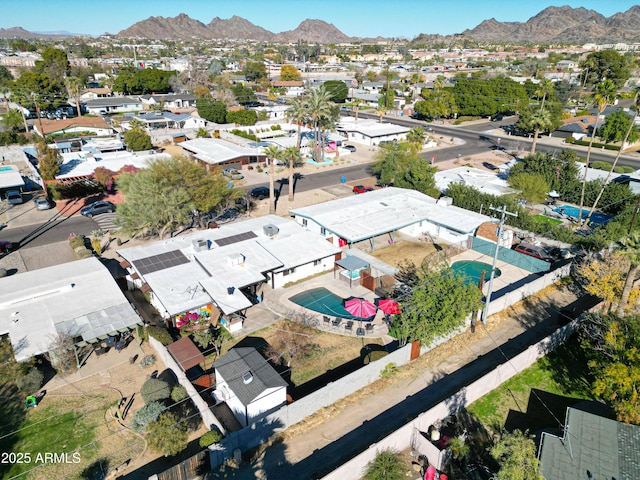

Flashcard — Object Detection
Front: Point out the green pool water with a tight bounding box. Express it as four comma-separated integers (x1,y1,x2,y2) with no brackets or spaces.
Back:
289,287,374,320
451,260,500,285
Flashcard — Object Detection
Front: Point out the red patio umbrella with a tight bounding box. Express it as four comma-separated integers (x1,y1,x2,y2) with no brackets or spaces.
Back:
375,298,401,315
344,297,377,318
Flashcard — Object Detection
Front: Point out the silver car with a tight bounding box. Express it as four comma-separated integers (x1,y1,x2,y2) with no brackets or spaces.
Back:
223,168,244,180
34,197,53,210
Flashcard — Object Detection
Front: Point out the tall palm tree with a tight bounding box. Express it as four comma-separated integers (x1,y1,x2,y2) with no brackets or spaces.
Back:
305,86,333,161
65,76,84,117
586,88,640,224
535,78,554,113
263,144,281,214
352,97,363,121
528,108,552,155
282,145,302,201
577,79,617,227
376,104,388,123
617,233,640,315
285,97,308,149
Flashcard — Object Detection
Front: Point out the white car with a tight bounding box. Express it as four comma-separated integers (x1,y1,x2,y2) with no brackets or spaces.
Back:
223,168,244,180
34,197,53,210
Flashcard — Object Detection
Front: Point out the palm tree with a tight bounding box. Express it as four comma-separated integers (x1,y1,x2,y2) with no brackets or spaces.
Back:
352,97,363,121
617,233,640,315
535,78,554,113
285,97,308,150
263,144,281,214
406,127,426,153
65,76,84,117
586,88,640,224
282,145,302,202
375,104,388,123
577,79,617,227
528,108,553,155
305,86,333,161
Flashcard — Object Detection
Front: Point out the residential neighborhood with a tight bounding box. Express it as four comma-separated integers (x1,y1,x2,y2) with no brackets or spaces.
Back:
1,3,640,480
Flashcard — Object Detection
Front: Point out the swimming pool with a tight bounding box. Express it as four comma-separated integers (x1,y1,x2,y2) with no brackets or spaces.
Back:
289,287,375,320
0,166,13,172
553,204,612,226
306,158,333,165
451,261,500,285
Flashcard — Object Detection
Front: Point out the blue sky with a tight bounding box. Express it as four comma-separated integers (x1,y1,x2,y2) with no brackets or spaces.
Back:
2,1,638,39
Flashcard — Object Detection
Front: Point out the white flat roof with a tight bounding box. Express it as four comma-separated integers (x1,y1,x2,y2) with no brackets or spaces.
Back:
118,215,339,316
57,151,168,179
435,167,517,197
180,138,263,165
337,118,409,138
289,187,491,242
0,166,25,189
0,257,140,361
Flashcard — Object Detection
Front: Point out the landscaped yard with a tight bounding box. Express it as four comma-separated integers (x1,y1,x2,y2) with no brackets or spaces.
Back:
467,336,596,434
532,214,563,228
222,319,385,387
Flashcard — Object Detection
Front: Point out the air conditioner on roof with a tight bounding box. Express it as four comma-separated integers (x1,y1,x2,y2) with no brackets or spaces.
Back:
263,224,279,237
192,239,208,252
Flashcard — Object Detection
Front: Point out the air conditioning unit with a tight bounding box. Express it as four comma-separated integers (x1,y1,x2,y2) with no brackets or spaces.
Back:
192,239,208,252
437,196,453,207
228,253,245,266
263,224,279,237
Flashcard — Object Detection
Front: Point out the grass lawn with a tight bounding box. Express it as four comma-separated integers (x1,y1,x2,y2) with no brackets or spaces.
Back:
532,215,563,227
467,336,596,434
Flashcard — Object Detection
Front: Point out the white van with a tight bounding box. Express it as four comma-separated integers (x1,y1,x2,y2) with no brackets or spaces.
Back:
6,190,23,205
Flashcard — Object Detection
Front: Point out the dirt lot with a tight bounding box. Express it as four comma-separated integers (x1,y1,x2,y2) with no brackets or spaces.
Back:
366,239,440,270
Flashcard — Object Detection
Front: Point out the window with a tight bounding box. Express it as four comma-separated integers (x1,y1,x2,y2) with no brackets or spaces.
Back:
320,227,326,235
282,267,296,276
302,219,307,228
249,156,258,164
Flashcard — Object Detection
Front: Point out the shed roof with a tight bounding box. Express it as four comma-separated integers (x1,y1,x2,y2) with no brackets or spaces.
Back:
214,347,287,406
167,336,205,371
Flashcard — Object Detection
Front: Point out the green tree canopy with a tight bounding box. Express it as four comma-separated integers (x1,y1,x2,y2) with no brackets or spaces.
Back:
580,50,631,88
363,449,405,480
372,142,439,196
196,98,228,123
597,110,639,144
116,156,235,238
226,109,258,126
38,141,60,180
231,84,258,105
279,64,301,81
414,89,457,119
147,411,188,457
112,67,176,95
123,128,152,151
322,80,348,103
242,60,267,82
452,76,529,117
390,264,482,346
491,430,542,480
508,173,550,204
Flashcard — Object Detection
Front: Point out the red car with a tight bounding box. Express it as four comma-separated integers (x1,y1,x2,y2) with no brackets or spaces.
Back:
353,185,373,194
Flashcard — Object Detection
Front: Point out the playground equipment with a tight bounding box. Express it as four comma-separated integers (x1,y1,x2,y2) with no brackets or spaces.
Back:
25,396,37,408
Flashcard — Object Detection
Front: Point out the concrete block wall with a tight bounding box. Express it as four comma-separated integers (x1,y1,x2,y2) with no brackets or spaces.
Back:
321,318,580,480
148,336,225,434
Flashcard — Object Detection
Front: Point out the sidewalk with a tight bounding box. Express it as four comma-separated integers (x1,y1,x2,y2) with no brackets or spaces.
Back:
222,285,598,479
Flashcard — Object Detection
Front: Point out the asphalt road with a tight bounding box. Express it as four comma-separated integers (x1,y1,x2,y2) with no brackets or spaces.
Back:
0,214,96,249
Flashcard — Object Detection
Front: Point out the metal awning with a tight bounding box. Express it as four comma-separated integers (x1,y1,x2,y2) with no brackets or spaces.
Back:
336,256,369,271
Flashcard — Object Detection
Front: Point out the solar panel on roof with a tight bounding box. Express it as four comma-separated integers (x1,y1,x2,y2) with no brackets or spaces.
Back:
215,231,257,247
132,250,189,275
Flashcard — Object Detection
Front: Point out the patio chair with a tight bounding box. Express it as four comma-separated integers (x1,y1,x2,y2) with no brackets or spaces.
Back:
323,316,331,327
332,318,342,329
356,327,365,337
344,320,354,333
365,323,374,334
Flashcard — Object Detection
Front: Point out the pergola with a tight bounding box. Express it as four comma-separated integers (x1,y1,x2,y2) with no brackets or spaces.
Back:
334,256,370,288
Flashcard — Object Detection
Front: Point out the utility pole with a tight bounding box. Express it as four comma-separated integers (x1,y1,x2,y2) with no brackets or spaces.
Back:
481,205,518,325
31,93,45,138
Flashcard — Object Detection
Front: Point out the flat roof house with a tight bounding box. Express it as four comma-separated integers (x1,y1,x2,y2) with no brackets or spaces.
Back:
117,215,340,327
336,118,409,147
0,257,142,362
84,97,143,115
214,347,288,427
289,187,491,249
180,138,267,171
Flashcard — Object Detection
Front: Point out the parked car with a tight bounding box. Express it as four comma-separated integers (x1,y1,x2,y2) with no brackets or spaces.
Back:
34,197,53,210
353,185,373,194
343,145,357,152
80,201,115,217
250,186,270,200
222,168,244,180
513,242,555,262
6,189,23,205
0,241,16,254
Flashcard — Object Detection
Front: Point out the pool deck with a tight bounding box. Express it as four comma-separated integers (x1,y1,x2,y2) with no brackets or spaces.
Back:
236,270,392,342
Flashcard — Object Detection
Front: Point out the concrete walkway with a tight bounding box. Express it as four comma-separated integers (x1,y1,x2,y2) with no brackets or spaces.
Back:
219,286,599,479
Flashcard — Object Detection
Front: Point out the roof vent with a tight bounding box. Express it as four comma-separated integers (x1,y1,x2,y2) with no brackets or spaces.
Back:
263,224,279,237
228,253,245,266
437,196,453,207
192,239,209,252
242,371,253,384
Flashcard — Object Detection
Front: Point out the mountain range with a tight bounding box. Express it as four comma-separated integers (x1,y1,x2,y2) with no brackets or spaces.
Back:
1,6,639,44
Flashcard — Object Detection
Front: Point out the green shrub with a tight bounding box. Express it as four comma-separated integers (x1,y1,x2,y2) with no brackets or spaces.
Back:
614,166,635,174
48,181,104,200
136,325,148,342
591,161,612,171
199,430,223,448
146,326,173,345
141,377,171,404
139,354,156,368
16,367,43,394
77,249,94,259
69,236,85,249
171,385,189,402
130,401,165,433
